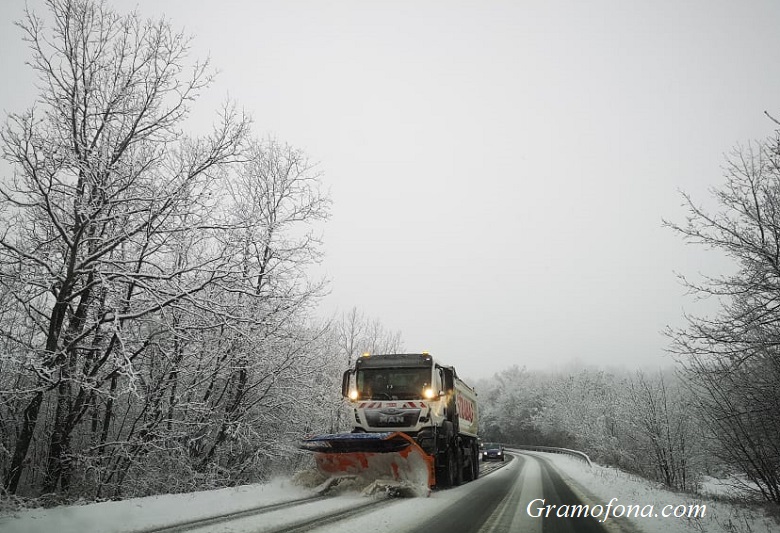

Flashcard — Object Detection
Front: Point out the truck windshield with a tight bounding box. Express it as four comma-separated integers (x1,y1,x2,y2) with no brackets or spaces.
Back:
356,367,432,401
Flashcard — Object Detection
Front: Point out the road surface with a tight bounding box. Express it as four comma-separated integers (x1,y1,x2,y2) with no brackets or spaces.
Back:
404,452,609,533
147,451,614,533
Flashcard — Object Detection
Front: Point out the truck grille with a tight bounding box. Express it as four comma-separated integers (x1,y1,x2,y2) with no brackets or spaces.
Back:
364,408,421,428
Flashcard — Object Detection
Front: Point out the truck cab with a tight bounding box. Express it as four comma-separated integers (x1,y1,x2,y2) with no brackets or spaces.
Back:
341,352,480,487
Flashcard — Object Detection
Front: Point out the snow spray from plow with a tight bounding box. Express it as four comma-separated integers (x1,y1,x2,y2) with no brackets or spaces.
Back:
300,432,435,496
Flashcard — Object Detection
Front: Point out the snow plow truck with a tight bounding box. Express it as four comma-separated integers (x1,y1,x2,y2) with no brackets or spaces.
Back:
300,352,479,491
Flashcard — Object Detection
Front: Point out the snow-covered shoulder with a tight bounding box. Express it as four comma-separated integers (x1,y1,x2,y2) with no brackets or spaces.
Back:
536,451,778,533
0,478,314,533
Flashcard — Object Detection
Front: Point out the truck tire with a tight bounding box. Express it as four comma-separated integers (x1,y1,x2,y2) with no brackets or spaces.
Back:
437,447,456,488
462,441,474,482
454,446,463,486
462,441,478,482
471,442,480,480
416,429,435,456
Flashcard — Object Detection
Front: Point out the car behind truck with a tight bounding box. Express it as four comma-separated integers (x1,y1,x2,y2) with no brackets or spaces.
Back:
301,352,480,491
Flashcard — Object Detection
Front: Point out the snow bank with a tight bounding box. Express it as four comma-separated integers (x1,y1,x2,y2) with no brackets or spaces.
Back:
539,451,778,533
0,478,313,533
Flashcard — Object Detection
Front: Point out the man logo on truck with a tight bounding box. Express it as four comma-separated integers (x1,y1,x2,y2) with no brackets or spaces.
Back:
380,414,405,424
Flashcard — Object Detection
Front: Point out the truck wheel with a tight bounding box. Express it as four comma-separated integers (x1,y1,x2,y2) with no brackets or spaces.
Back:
454,447,463,486
471,442,480,480
462,450,473,482
435,424,457,488
436,448,455,488
416,429,435,456
463,442,475,482
436,444,454,489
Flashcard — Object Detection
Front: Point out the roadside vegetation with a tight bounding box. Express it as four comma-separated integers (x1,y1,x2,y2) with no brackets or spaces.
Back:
1,2,777,525
478,133,780,513
0,0,403,505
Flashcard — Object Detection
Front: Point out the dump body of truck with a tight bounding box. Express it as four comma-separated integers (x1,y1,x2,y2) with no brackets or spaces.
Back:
300,352,480,491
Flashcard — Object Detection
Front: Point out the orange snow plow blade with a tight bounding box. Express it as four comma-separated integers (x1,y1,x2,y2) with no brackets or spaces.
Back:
299,432,435,489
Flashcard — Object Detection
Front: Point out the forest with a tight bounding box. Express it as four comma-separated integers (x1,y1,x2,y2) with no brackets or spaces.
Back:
1,0,778,511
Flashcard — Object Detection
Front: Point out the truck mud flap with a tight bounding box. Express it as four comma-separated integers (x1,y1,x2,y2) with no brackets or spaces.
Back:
300,432,435,490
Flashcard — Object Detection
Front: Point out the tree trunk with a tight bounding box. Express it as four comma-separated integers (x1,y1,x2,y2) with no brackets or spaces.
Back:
3,390,44,494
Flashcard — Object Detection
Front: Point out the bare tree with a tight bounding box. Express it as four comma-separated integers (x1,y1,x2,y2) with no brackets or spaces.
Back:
337,307,366,368
534,368,623,455
335,307,404,363
666,136,780,503
177,137,329,475
318,308,405,433
623,371,699,491
0,0,248,495
475,365,547,446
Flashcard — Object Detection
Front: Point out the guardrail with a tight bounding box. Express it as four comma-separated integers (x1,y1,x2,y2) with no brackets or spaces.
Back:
507,444,592,467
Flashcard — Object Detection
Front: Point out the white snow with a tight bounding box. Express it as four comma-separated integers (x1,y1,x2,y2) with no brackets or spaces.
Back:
697,474,759,499
0,478,313,533
535,451,778,533
0,466,479,533
176,494,376,533
1,454,776,533
320,463,520,533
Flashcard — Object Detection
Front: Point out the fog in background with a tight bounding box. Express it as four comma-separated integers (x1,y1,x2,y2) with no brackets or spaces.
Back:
2,0,780,380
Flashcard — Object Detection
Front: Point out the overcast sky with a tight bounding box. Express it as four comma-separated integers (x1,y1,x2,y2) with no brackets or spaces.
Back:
3,1,780,380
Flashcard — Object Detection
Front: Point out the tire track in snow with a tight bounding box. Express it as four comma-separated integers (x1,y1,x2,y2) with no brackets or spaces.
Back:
477,453,542,533
137,495,327,533
143,457,513,533
263,497,398,533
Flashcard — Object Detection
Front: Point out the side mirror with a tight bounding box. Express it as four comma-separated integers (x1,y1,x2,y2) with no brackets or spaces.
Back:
442,368,455,392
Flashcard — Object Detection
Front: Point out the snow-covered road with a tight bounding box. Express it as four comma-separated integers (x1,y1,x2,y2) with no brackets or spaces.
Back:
12,450,775,533
137,452,607,533
328,452,608,533
1,452,611,533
